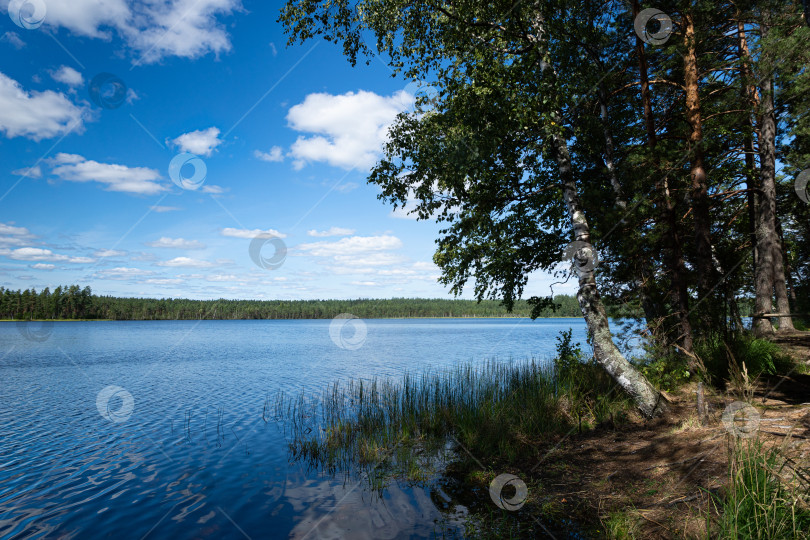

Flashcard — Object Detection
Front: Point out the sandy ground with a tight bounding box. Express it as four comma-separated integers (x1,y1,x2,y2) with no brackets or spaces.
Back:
522,331,810,538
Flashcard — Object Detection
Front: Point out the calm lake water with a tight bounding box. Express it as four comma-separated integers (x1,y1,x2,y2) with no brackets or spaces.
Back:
0,318,609,539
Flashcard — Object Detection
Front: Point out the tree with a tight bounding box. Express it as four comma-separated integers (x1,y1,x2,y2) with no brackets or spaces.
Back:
749,1,807,334
280,0,668,416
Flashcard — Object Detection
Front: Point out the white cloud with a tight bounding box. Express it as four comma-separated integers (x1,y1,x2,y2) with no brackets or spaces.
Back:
30,263,55,270
97,267,153,280
327,253,409,274
94,249,126,257
157,257,214,268
33,0,130,39
391,206,418,220
146,237,206,249
0,223,36,246
126,0,241,64
1,32,25,49
11,165,42,178
287,90,411,170
292,235,438,283
206,273,239,282
413,261,439,271
131,252,157,261
48,153,166,195
334,182,359,193
201,185,226,194
22,0,240,64
50,66,84,87
143,278,184,285
328,259,441,281
2,247,93,263
332,252,407,267
126,88,140,104
307,227,355,238
221,227,287,239
254,146,284,162
169,127,222,156
0,224,32,236
297,235,402,257
150,205,181,212
0,72,86,140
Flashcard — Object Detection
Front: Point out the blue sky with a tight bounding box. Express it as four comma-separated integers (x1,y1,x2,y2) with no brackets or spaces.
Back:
0,0,573,300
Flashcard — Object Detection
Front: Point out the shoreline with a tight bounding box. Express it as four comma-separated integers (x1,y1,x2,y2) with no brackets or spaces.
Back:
278,331,810,538
1,315,589,322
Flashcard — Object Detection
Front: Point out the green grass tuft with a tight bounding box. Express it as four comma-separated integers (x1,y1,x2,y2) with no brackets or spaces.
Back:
696,332,794,386
707,438,810,539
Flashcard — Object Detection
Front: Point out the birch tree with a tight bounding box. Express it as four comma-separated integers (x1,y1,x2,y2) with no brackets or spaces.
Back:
281,0,668,416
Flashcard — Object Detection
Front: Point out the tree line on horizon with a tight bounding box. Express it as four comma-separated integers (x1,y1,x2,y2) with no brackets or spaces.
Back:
0,285,609,320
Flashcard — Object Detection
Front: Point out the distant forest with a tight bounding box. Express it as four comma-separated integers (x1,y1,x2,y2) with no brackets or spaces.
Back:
0,284,637,320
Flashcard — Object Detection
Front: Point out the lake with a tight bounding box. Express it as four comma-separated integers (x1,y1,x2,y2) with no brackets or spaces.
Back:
0,318,615,539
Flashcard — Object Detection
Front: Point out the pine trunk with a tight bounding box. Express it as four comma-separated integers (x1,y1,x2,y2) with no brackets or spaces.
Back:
755,15,792,333
598,87,660,329
683,12,715,301
754,71,778,335
737,20,760,281
633,0,693,353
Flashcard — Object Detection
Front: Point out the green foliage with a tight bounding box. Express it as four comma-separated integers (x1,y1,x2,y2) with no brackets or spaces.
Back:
278,0,809,358
552,328,584,380
635,339,694,392
639,355,693,393
553,329,631,429
0,285,94,320
793,318,810,332
696,333,794,385
707,438,810,539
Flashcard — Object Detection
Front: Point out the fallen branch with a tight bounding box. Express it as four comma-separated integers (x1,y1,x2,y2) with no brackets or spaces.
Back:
664,485,722,507
636,511,672,532
759,429,810,439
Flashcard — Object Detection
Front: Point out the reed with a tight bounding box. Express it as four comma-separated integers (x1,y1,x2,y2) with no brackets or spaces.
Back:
276,347,630,477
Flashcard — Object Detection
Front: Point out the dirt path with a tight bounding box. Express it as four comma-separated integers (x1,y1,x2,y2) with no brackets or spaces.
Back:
528,332,810,538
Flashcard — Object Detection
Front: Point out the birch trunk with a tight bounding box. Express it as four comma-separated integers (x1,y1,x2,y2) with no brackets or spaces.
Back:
530,9,666,416
551,114,666,418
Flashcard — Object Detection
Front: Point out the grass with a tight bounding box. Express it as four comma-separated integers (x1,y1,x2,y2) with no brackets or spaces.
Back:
706,437,810,539
273,327,810,538
696,332,794,387
279,358,564,475
635,330,796,394
601,509,642,539
276,329,631,478
272,329,632,537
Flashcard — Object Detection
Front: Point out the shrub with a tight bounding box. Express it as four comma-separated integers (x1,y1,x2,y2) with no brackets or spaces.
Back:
697,332,794,387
